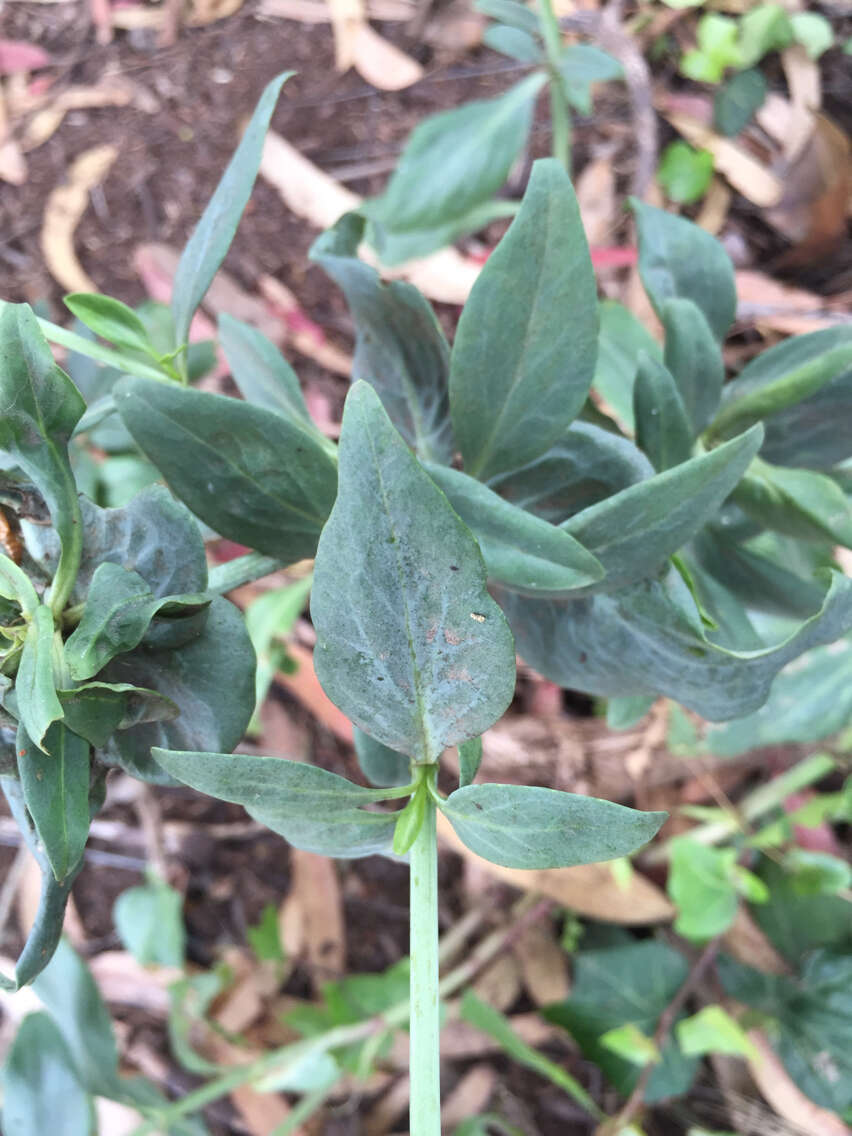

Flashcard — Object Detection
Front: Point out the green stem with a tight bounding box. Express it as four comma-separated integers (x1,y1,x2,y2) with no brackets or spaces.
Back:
206,553,288,596
409,783,440,1136
25,313,168,383
538,0,572,171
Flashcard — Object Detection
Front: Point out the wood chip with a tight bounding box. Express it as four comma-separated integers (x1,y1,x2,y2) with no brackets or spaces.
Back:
327,0,365,69
22,79,136,151
441,1064,497,1129
436,811,674,924
351,22,423,90
40,143,117,292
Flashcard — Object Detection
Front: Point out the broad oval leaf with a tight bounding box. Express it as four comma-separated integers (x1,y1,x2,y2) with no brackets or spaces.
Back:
153,749,400,858
503,568,852,720
365,73,544,238
171,72,293,346
310,213,453,463
1,1012,93,1136
218,313,312,424
114,376,338,563
633,352,692,471
631,198,736,342
442,783,665,868
488,421,654,524
561,426,763,590
58,682,178,748
353,726,410,788
661,298,724,434
17,721,90,883
100,597,255,783
425,461,604,597
311,382,516,763
450,159,598,482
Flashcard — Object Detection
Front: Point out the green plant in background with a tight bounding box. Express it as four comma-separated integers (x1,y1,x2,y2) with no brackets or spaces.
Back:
1,69,852,1133
361,0,622,263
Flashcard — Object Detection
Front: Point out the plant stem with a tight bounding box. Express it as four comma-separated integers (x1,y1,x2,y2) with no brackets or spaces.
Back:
21,310,168,383
206,552,287,595
538,0,572,171
409,784,441,1135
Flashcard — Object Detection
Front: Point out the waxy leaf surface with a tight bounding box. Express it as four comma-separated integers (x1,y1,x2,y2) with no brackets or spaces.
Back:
312,382,516,763
633,353,692,471
442,783,665,868
592,300,663,432
219,313,313,424
16,605,63,748
661,298,724,434
1,1012,92,1136
311,213,453,463
18,721,90,883
114,377,338,563
450,160,598,482
353,726,410,788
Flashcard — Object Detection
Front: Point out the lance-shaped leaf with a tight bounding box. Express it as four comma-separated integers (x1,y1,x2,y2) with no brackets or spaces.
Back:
153,750,400,858
425,461,603,597
442,783,665,869
0,778,84,990
0,304,84,608
488,422,653,524
475,0,538,32
661,298,724,434
561,426,762,591
633,352,692,471
503,567,852,720
58,682,179,749
368,199,519,269
114,377,338,563
592,300,663,432
450,159,598,482
16,604,63,748
311,382,516,763
64,562,209,681
310,213,453,463
458,736,483,788
0,553,38,615
171,72,293,346
100,598,255,783
17,721,90,883
732,459,852,546
709,328,852,469
631,198,736,342
365,73,544,238
1,1012,93,1136
353,726,410,788
218,313,313,424
64,292,154,356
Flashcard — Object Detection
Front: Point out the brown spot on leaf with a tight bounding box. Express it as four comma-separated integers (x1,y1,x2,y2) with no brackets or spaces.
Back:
444,628,461,645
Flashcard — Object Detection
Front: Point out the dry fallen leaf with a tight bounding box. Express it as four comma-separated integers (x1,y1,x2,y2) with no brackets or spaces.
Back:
745,1029,851,1136
40,143,117,292
276,642,354,744
575,156,616,248
735,269,848,335
364,1074,411,1136
187,0,246,25
88,950,179,1016
440,1064,497,1129
436,811,675,923
664,110,783,208
781,43,821,160
471,951,522,1012
722,906,791,977
695,176,731,236
22,78,136,151
513,918,571,1006
279,847,346,988
327,0,365,69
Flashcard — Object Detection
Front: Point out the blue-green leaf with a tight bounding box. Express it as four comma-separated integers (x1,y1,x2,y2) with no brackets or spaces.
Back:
218,313,312,424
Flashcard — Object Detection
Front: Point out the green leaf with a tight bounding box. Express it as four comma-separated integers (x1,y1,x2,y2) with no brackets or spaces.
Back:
718,951,852,1112
114,376,338,563
392,785,426,854
65,562,208,681
681,14,742,81
171,72,293,346
458,736,483,788
32,938,121,1097
607,695,655,729
631,199,736,342
460,991,601,1116
64,293,153,356
737,3,792,68
709,329,852,468
353,726,410,788
247,903,285,962
782,849,852,896
218,313,312,424
599,1022,661,1066
311,382,516,763
152,750,400,858
58,682,179,748
310,213,453,463
483,24,543,62
18,721,90,883
114,877,186,967
633,353,692,471
662,298,725,435
713,69,767,136
2,1012,94,1136
560,426,763,591
441,783,665,868
0,553,39,616
668,838,739,941
474,0,538,33
16,605,63,747
676,1006,756,1059
559,45,623,114
749,859,852,964
488,421,654,524
0,304,84,611
366,198,519,268
657,142,714,204
592,300,663,432
425,462,604,597
450,159,598,482
365,73,545,237
503,567,852,720
790,11,833,58
732,459,852,546
545,940,699,1101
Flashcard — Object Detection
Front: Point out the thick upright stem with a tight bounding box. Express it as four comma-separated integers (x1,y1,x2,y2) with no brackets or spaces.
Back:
409,788,440,1135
